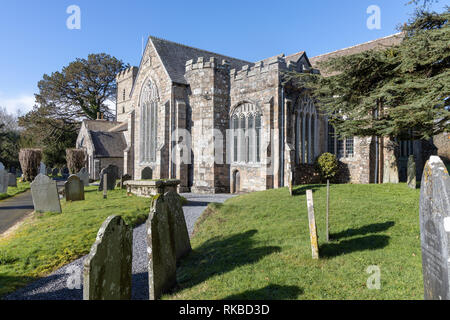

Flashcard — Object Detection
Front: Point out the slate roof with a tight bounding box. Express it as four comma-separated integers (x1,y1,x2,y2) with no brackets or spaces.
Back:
83,120,123,132
309,33,405,76
150,36,253,84
90,131,126,158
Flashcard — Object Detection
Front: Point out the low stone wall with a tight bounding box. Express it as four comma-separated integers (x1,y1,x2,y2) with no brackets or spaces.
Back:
124,180,180,198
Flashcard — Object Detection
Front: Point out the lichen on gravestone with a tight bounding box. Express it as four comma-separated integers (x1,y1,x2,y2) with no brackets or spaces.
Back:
83,215,133,300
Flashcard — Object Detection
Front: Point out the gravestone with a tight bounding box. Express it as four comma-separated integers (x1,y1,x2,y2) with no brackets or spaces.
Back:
39,162,46,175
306,190,319,259
61,167,70,179
65,175,85,202
383,155,399,184
30,174,62,213
120,174,132,189
76,167,90,187
83,215,133,300
8,173,17,187
164,191,192,260
52,168,58,176
46,167,52,176
420,156,450,300
99,165,117,191
147,194,177,300
0,164,8,194
407,155,417,189
141,167,153,180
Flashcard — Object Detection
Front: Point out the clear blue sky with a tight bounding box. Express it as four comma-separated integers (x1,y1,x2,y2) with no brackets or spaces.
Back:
0,0,447,115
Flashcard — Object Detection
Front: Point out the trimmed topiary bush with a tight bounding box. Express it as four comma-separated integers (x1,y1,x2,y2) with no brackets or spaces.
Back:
19,148,42,182
316,153,339,182
66,149,86,174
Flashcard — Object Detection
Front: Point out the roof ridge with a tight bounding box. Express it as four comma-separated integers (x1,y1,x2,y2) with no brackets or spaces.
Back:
149,35,253,65
310,32,404,60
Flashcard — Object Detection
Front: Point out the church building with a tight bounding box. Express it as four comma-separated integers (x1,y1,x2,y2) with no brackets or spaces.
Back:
77,33,440,193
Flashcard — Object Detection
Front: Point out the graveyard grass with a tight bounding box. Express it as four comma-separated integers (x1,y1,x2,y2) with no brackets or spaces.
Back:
168,183,422,300
0,186,149,297
0,180,30,201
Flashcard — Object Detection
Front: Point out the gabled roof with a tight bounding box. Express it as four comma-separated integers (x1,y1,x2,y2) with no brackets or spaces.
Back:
309,33,405,76
90,131,126,158
149,36,253,85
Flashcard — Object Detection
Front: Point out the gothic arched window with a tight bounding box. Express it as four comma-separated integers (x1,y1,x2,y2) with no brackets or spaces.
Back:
294,96,318,164
140,79,158,163
230,102,262,164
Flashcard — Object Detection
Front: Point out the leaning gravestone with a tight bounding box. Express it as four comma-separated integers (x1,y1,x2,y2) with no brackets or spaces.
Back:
65,175,85,202
83,215,133,300
30,174,62,213
306,190,319,259
0,164,8,194
383,155,399,184
407,155,417,189
8,173,17,187
420,156,450,300
76,167,90,187
141,167,153,180
165,191,192,260
98,165,117,191
147,194,177,300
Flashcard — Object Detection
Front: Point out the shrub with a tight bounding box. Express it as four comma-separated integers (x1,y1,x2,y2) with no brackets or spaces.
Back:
18,148,42,182
316,153,339,182
66,149,86,174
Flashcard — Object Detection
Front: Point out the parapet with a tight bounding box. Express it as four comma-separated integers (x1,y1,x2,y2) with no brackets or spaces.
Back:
185,57,230,72
231,54,287,82
116,66,139,81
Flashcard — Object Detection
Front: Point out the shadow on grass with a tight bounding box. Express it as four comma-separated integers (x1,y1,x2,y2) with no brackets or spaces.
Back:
330,221,395,241
174,230,281,294
319,235,390,258
292,185,326,196
223,284,303,300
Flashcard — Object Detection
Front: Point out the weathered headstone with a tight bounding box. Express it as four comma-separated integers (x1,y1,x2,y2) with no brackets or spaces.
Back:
103,174,108,199
120,174,132,189
0,165,8,194
65,175,85,202
99,165,117,191
141,167,153,180
407,155,417,189
8,173,17,187
383,155,399,184
164,191,192,260
147,194,177,300
306,190,319,259
39,162,46,175
420,156,450,300
30,174,62,213
76,167,90,187
83,215,133,300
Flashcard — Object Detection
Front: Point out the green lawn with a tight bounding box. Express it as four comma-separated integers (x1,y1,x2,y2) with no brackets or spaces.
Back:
166,183,422,300
0,186,150,297
0,180,31,201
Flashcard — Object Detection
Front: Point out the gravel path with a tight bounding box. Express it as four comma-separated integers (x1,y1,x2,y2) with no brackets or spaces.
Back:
4,193,234,300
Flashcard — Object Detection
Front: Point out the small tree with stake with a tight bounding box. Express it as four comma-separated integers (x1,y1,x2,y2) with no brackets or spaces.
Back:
316,153,339,242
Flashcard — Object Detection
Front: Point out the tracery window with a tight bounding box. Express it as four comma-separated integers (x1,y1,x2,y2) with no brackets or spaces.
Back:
140,79,158,163
294,95,319,164
231,102,262,164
